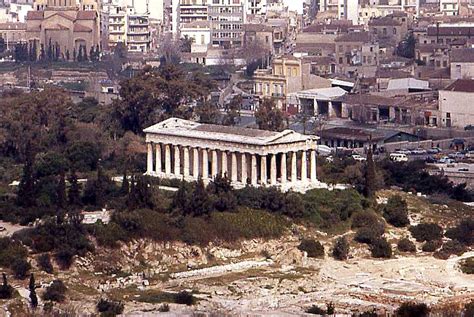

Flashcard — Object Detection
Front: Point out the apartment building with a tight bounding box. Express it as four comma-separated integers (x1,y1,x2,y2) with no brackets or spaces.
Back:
107,3,151,53
208,0,246,48
440,0,460,15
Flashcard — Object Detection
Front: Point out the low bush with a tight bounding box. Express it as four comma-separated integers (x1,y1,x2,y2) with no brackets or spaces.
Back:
370,238,392,258
354,225,384,245
158,303,170,312
0,237,28,269
445,219,474,246
298,239,324,258
332,236,350,260
383,195,410,227
306,305,326,314
460,257,474,274
37,254,54,274
434,240,467,260
351,211,380,229
175,291,195,305
421,240,442,252
357,310,378,317
11,257,31,279
397,238,416,253
97,298,124,316
43,280,67,302
395,302,430,317
409,223,443,242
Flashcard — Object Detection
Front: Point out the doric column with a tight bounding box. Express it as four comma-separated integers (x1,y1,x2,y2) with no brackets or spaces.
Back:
310,149,317,182
260,155,267,185
183,146,190,177
174,145,181,176
291,151,297,182
251,154,258,186
193,148,200,179
270,154,277,185
202,149,209,179
301,150,307,182
147,143,153,174
221,151,228,176
241,153,247,184
211,150,218,178
281,152,287,184
165,144,171,174
155,143,161,174
231,152,238,183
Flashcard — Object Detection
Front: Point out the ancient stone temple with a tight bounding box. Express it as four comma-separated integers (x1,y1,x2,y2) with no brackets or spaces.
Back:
144,118,322,192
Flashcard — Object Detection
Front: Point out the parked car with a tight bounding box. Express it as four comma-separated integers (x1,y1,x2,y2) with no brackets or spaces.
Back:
0,226,6,232
448,152,465,160
395,149,412,155
439,156,455,164
390,153,408,162
352,154,366,162
427,147,442,154
411,148,427,155
466,151,474,159
458,167,469,172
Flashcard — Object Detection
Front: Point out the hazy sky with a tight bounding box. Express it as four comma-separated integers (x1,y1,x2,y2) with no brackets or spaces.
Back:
282,0,304,14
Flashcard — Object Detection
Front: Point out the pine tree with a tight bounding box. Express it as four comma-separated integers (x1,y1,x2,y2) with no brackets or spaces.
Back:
17,146,36,207
364,147,376,199
68,170,82,206
171,180,189,213
29,273,38,309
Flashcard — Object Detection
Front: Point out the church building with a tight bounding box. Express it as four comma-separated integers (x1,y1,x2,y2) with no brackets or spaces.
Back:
25,0,100,60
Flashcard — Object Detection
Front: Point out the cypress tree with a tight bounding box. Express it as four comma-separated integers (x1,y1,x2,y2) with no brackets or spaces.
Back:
0,273,13,299
120,171,129,196
17,146,36,207
68,170,82,206
29,273,38,308
364,147,376,199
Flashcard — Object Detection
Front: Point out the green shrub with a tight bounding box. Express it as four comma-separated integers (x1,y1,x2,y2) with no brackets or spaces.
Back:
421,240,442,252
210,208,288,242
445,219,474,246
332,236,350,260
175,291,195,305
434,240,467,260
354,225,384,245
383,195,410,227
97,298,124,316
0,237,28,269
370,238,392,258
460,257,474,274
43,280,67,302
351,211,381,229
37,254,54,274
298,239,324,258
11,257,31,279
306,305,326,314
395,302,430,317
397,238,416,253
409,223,443,242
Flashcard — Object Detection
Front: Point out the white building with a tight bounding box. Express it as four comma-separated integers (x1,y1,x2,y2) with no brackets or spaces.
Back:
439,79,474,128
440,0,460,15
180,20,211,53
144,118,322,192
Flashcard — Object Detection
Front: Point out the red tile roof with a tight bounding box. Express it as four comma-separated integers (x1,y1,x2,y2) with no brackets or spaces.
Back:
335,31,369,43
76,11,97,20
73,24,92,32
443,79,474,93
26,11,44,20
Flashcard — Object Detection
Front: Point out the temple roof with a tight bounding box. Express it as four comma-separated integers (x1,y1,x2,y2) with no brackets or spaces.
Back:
144,118,317,146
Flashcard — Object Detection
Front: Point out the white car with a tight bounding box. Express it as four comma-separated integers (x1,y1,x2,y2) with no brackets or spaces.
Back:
352,154,367,162
390,153,408,162
396,149,412,155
